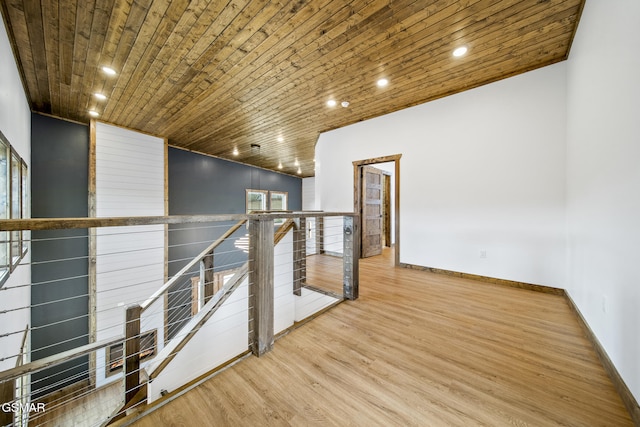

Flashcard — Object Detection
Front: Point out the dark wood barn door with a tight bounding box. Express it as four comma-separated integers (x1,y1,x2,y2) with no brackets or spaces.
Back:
361,165,383,257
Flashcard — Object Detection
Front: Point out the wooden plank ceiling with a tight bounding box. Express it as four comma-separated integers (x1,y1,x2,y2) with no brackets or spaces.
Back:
1,0,584,177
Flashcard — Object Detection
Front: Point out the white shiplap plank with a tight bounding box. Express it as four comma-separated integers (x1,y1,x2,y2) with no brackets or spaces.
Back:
94,123,166,388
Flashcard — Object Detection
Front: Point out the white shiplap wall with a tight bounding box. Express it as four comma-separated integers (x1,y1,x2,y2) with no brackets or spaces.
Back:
95,122,164,217
94,123,166,387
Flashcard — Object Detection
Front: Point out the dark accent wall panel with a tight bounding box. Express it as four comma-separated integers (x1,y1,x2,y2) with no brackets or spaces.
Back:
168,147,301,216
30,113,89,397
166,148,302,338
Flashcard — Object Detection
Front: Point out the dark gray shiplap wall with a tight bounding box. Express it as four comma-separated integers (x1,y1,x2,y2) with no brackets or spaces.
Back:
30,113,90,396
167,147,302,275
166,147,302,337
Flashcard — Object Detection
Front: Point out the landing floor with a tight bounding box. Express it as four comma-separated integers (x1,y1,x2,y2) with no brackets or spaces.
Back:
128,248,633,426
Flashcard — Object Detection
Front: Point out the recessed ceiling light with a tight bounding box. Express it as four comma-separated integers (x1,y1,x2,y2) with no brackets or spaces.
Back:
277,136,284,142
327,99,337,107
232,148,239,156
294,159,299,166
377,78,389,87
88,110,99,117
297,167,302,175
102,66,117,76
278,162,283,169
341,101,350,108
453,46,468,57
94,93,107,100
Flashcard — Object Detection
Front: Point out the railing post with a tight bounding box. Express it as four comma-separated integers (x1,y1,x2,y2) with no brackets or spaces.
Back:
124,304,142,404
293,217,306,296
343,215,360,300
0,379,12,426
202,249,215,303
317,217,325,254
248,217,274,356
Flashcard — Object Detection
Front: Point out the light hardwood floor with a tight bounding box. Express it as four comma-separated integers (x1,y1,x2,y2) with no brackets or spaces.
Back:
128,248,633,426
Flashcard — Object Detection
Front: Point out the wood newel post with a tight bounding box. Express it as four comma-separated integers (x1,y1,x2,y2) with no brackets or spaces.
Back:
343,215,360,300
248,217,274,357
293,217,306,296
124,304,142,404
202,250,215,303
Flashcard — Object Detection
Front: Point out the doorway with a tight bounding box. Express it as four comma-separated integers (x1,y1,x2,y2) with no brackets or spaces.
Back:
353,154,401,266
360,165,384,258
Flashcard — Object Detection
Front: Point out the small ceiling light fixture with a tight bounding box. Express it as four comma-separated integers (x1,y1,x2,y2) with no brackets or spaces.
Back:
278,162,283,170
88,110,99,117
377,78,389,87
102,66,117,76
232,147,239,156
94,93,107,100
453,46,468,57
277,136,284,142
327,99,337,107
297,167,302,175
341,101,350,108
294,159,300,167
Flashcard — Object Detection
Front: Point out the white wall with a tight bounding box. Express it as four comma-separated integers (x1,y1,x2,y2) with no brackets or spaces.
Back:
566,0,640,401
147,278,249,402
0,16,31,371
94,123,166,386
316,63,567,287
375,162,395,245
302,177,317,210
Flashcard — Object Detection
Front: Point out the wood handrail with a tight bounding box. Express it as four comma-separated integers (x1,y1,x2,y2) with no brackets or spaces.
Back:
274,218,296,245
140,219,247,312
0,336,124,382
0,211,358,385
0,212,356,232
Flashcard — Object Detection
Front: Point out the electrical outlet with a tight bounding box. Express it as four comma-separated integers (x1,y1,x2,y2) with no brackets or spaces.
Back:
479,250,487,259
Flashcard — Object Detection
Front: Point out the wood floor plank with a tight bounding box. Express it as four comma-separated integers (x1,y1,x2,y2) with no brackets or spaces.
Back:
129,247,633,426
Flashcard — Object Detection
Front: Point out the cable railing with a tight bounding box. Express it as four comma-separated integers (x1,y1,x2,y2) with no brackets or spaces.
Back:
0,211,359,426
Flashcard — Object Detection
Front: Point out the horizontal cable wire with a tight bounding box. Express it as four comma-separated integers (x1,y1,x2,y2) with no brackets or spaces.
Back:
1,215,351,426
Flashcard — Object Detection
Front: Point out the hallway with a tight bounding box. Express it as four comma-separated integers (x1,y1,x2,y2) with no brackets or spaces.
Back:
125,248,632,426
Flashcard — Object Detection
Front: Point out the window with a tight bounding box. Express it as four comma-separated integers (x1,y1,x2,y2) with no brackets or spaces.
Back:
245,189,289,227
0,130,29,287
10,150,21,267
191,268,240,315
245,190,288,213
270,191,288,211
21,160,28,255
0,136,8,284
269,191,288,227
245,189,268,213
106,330,157,376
